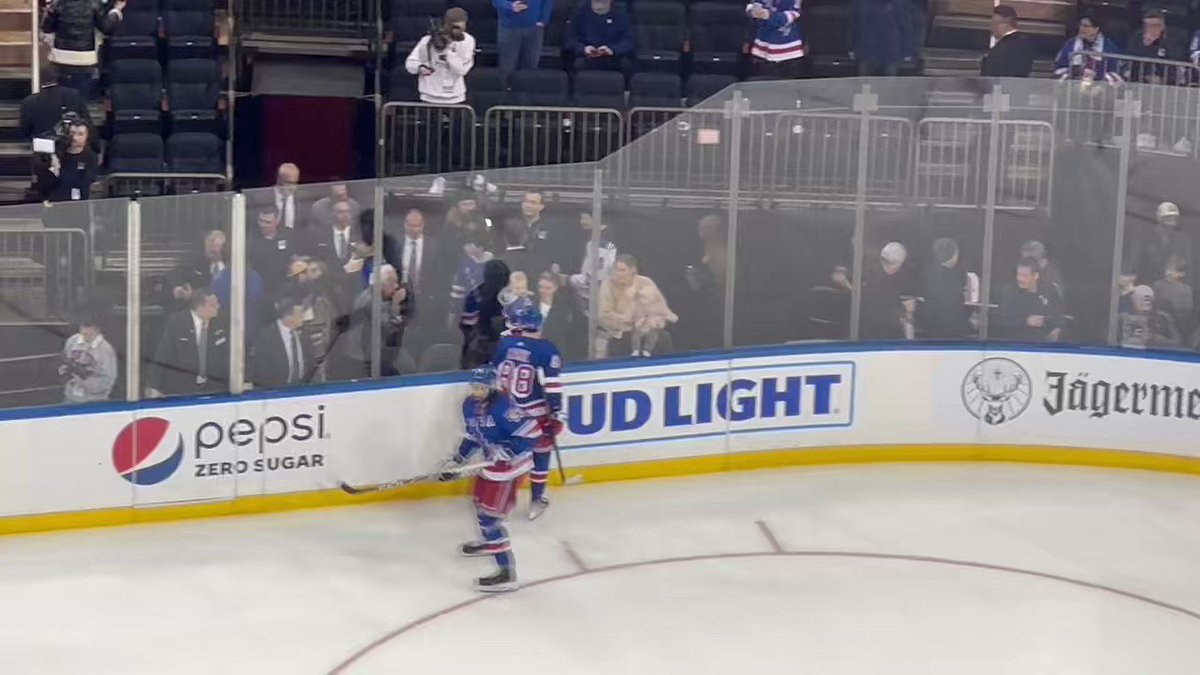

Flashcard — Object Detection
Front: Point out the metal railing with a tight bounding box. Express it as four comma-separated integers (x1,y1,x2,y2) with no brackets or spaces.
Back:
0,227,88,323
483,106,625,191
234,0,377,36
381,102,476,177
1057,51,1200,158
914,118,1054,210
617,107,736,197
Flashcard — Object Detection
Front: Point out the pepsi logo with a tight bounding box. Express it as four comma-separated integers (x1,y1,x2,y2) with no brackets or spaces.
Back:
112,417,184,486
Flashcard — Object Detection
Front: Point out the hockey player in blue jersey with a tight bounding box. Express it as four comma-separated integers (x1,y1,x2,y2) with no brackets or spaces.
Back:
493,300,563,521
441,366,540,592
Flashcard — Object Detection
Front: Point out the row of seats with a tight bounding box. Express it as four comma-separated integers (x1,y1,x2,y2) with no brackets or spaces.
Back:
108,58,222,134
107,132,224,174
107,0,217,60
392,67,735,111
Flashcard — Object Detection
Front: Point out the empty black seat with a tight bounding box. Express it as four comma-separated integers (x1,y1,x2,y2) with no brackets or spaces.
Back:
166,132,223,172
163,0,215,57
573,70,625,109
511,69,569,106
629,72,682,107
688,2,746,76
805,4,851,57
166,58,219,126
110,59,163,132
108,4,160,59
107,133,165,173
633,0,686,72
452,0,498,63
684,73,735,106
467,67,508,114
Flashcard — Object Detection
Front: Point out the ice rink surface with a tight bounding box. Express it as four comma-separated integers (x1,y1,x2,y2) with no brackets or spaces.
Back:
3,463,1200,674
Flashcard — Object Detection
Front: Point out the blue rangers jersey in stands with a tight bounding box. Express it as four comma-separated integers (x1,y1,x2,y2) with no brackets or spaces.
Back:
455,393,539,480
491,335,563,418
748,0,804,62
450,249,495,304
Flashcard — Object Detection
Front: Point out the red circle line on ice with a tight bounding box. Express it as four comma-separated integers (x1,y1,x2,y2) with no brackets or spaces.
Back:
328,547,1200,674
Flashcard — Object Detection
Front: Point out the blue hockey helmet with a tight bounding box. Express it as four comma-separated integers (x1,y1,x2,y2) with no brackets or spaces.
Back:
505,298,544,332
468,366,496,387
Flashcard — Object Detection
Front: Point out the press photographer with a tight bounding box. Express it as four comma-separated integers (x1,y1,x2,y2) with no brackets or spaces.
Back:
31,112,98,202
404,8,475,105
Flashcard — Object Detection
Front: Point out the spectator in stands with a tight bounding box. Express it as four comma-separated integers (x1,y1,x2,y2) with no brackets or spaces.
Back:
1126,9,1187,84
310,184,361,230
981,5,1034,78
460,258,512,368
500,216,541,280
501,270,534,307
41,0,124,96
746,0,805,79
19,65,92,141
676,214,727,351
442,191,491,252
249,206,308,297
310,199,365,313
538,271,586,361
32,114,97,202
1153,256,1194,337
405,7,476,105
294,259,336,382
1118,268,1138,314
272,163,305,230
1131,201,1192,285
165,230,226,310
861,242,915,340
1120,285,1181,349
449,228,497,323
920,237,971,339
569,0,635,78
211,263,266,346
339,264,408,379
1019,240,1064,304
59,312,116,403
400,209,445,316
251,298,316,389
495,0,553,86
996,257,1063,341
852,0,905,76
146,287,228,397
1192,27,1200,67
568,211,617,304
1055,15,1124,83
522,191,577,275
597,254,678,358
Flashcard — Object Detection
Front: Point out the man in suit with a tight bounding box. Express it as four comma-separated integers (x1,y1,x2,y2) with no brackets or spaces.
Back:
981,5,1034,78
398,208,450,356
308,199,366,314
251,298,316,389
272,162,308,231
160,230,226,312
146,288,229,397
249,205,308,297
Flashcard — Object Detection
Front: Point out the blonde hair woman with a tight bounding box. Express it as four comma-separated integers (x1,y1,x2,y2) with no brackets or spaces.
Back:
597,254,677,357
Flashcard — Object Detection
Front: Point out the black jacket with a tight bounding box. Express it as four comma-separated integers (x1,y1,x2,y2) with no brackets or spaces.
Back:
542,286,587,362
252,321,316,389
920,263,970,339
147,309,229,396
19,85,91,140
981,31,1034,78
33,147,98,202
42,0,122,67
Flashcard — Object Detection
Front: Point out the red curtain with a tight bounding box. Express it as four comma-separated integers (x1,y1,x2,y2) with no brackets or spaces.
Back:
260,96,357,184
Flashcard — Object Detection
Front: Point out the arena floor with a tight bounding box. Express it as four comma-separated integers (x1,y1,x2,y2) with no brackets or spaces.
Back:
3,463,1200,674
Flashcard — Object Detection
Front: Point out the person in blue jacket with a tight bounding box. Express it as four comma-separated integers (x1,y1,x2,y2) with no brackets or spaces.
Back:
493,0,553,85
569,0,635,79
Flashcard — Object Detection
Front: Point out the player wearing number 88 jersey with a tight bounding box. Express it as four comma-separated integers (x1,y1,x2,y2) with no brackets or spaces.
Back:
492,300,563,520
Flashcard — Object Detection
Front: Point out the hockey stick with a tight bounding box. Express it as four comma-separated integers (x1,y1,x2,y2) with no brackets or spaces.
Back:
551,437,584,486
339,461,491,495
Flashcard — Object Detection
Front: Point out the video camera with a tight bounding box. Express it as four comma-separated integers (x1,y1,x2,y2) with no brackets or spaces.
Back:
427,17,466,53
33,110,88,159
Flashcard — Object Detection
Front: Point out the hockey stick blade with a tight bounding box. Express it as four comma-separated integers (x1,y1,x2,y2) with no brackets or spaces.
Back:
340,461,491,496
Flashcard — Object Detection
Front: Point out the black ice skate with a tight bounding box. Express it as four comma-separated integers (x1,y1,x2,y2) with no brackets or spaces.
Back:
476,567,519,593
459,541,491,557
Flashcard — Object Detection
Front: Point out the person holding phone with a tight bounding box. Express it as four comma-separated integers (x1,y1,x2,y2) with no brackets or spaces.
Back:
494,0,553,86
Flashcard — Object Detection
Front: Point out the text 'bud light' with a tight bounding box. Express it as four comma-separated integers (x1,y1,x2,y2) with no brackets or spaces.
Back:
563,363,854,443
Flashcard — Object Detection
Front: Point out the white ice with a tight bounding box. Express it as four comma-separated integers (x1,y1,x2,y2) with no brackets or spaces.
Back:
2,463,1200,674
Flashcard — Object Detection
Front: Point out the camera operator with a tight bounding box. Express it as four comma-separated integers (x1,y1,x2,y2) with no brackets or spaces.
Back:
32,113,98,203
404,8,476,105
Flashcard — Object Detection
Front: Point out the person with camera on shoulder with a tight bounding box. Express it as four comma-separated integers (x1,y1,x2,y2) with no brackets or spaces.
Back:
32,112,98,203
405,8,476,105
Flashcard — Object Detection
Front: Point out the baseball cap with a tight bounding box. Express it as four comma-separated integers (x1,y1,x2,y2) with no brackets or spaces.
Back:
1157,201,1180,219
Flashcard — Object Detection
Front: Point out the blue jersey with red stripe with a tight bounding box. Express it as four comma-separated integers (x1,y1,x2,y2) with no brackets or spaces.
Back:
748,0,804,62
491,334,563,418
455,393,539,469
